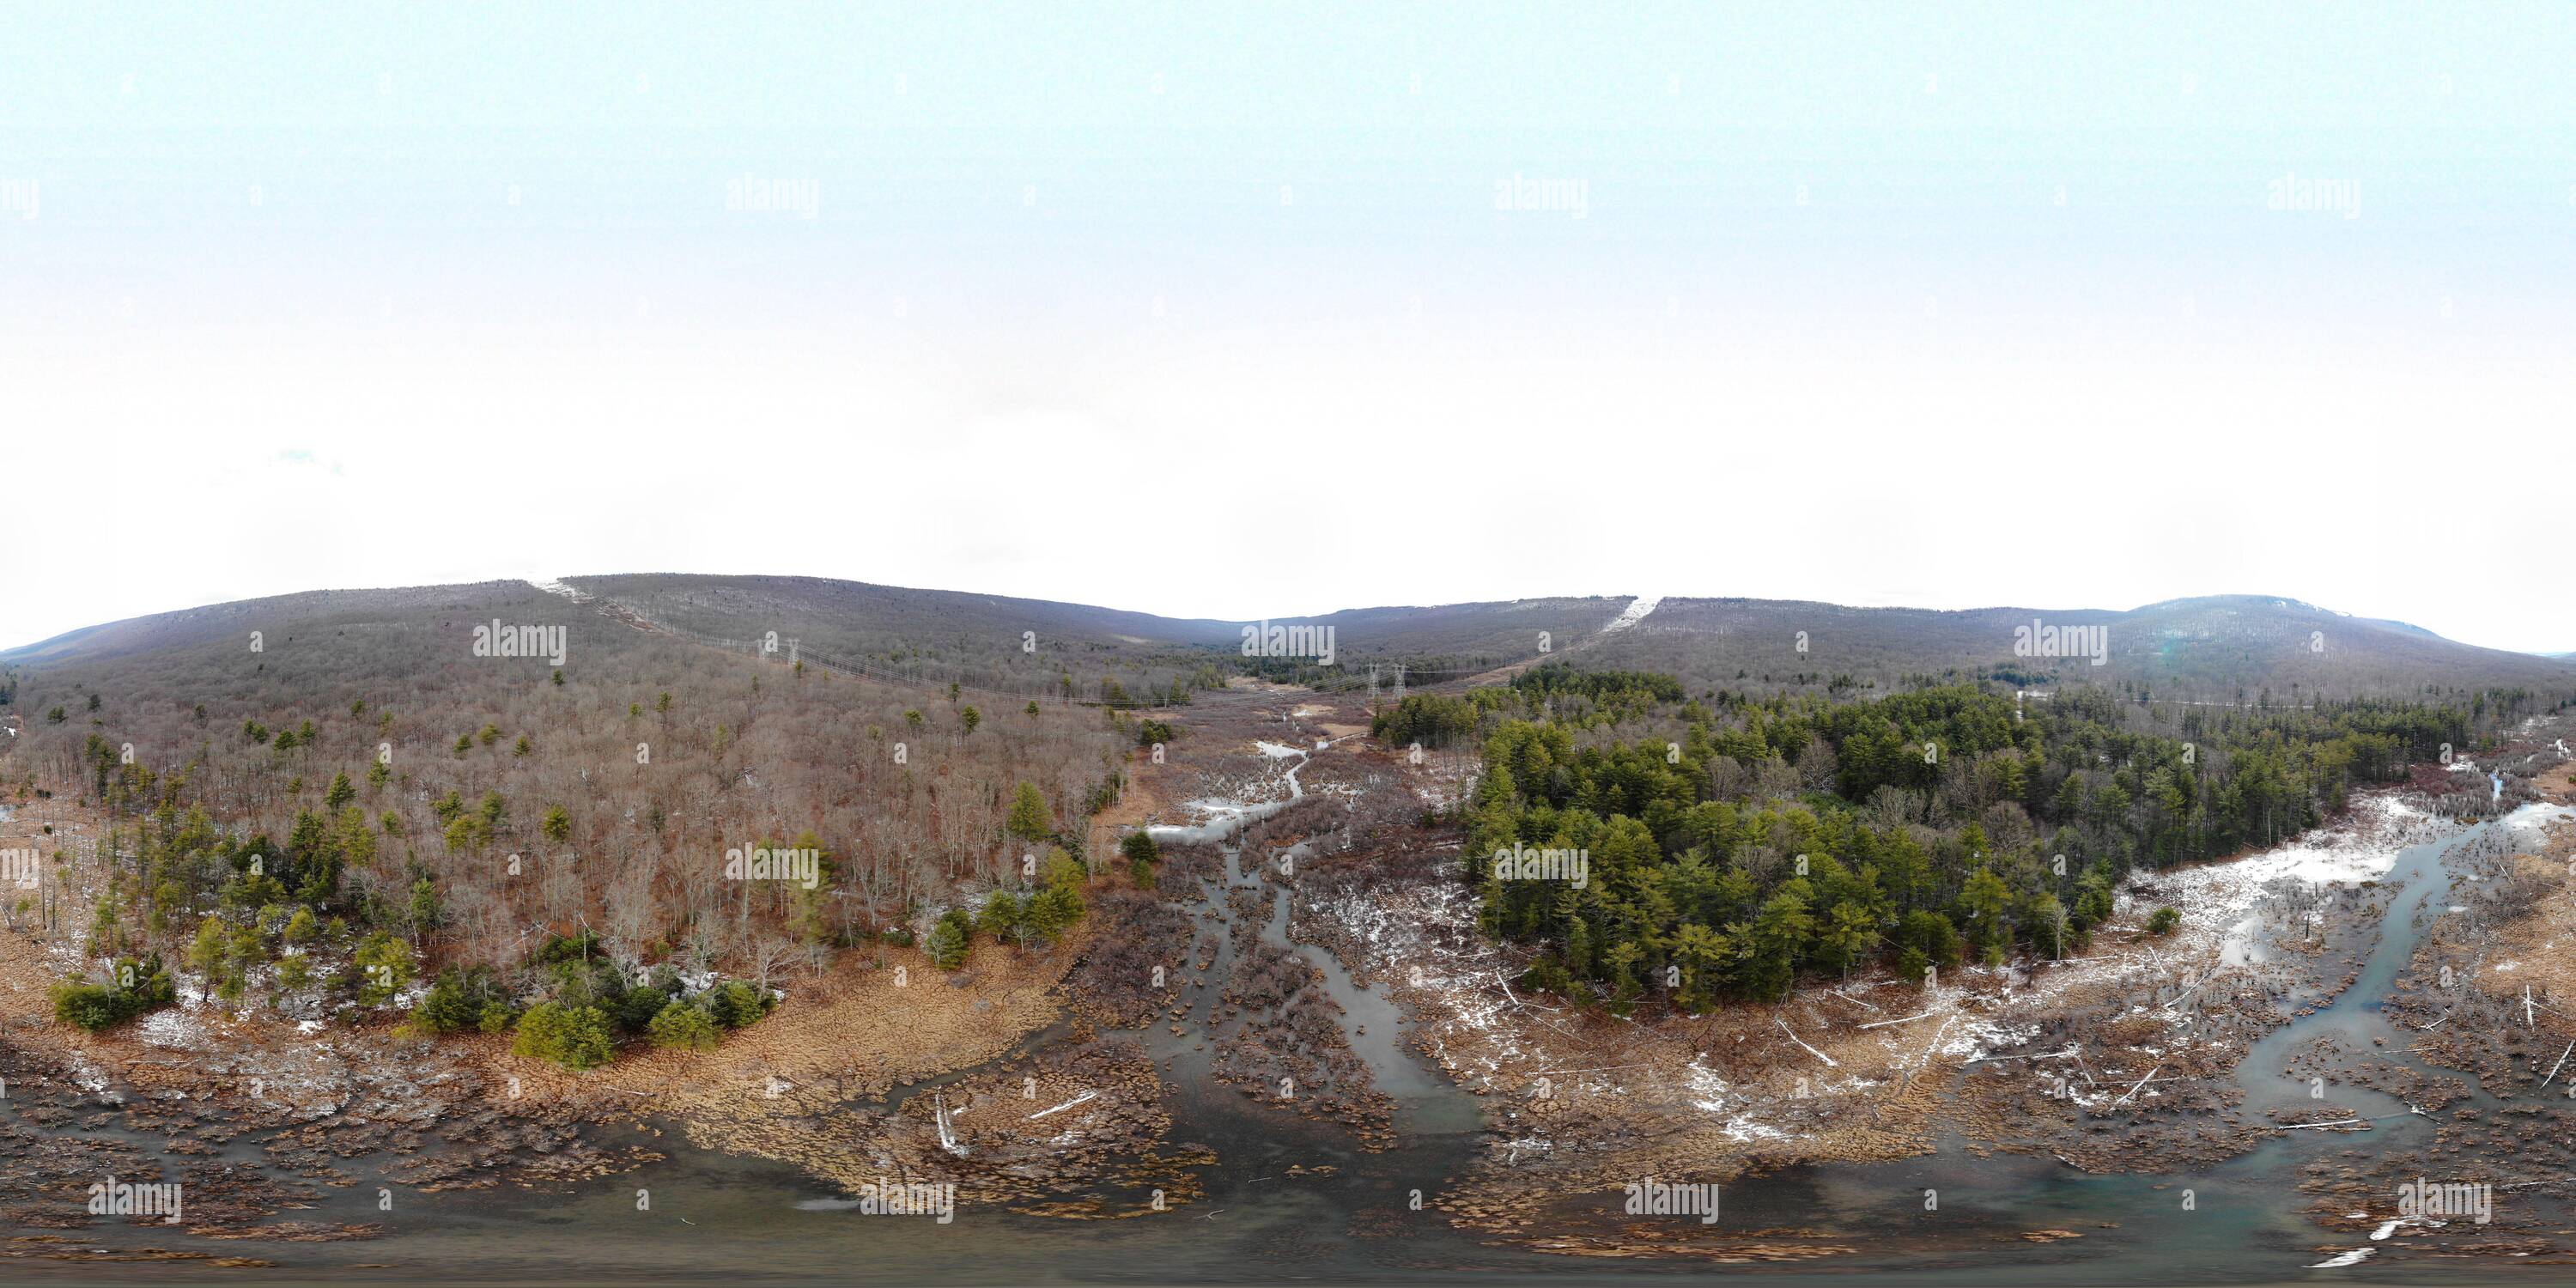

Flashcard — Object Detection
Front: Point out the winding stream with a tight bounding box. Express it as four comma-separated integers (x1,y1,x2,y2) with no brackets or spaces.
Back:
16,797,2572,1284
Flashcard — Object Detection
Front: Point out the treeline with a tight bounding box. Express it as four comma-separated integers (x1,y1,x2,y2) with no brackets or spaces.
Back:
1370,665,1691,750
25,728,1097,1061
411,932,778,1068
3,581,1150,1054
1463,677,2524,1011
588,576,1236,709
1508,664,1684,717
1370,688,1520,750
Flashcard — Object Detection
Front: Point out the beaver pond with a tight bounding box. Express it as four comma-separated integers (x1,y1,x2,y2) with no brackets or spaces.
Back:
9,802,2573,1287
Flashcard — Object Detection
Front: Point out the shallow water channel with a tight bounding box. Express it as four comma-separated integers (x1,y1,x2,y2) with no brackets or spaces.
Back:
19,807,2573,1285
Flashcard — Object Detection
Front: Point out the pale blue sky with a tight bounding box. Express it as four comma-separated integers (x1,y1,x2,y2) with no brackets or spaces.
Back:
5,3,2573,651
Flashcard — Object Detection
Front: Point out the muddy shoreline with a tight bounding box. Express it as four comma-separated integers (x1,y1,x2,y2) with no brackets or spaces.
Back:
7,694,2576,1282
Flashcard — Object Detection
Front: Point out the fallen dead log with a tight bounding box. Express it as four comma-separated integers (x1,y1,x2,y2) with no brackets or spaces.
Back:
1776,1017,1838,1067
2275,1116,2371,1132
2114,1064,2164,1106
1027,1090,1100,1120
1965,1044,2081,1066
2541,1040,2574,1091
1523,1063,1650,1078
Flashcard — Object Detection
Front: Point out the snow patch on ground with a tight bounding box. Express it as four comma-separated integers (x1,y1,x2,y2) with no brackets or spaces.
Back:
1338,880,1526,1081
2498,802,2576,839
1150,745,1315,844
1600,595,1662,634
1947,1018,2039,1062
1682,1056,1731,1113
1676,1054,1795,1139
65,1052,120,1101
139,1007,208,1051
2134,795,2439,966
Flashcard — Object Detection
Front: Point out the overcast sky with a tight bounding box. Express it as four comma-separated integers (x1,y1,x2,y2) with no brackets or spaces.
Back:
6,3,2573,653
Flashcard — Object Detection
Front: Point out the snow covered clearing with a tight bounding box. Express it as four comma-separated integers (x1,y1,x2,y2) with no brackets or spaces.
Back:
2138,795,2439,966
1600,595,1662,634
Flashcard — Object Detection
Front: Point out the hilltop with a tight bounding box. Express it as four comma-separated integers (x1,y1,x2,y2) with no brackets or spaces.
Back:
14,580,2564,706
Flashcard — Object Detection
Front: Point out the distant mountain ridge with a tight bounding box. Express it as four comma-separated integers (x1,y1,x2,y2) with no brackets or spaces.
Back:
1583,593,2575,700
6,579,2571,704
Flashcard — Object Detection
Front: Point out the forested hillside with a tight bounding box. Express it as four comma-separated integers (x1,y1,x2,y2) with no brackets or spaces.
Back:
1387,663,2572,1011
1581,595,2576,702
572,574,1636,699
0,580,1140,1064
574,573,1242,708
8,575,2570,1059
